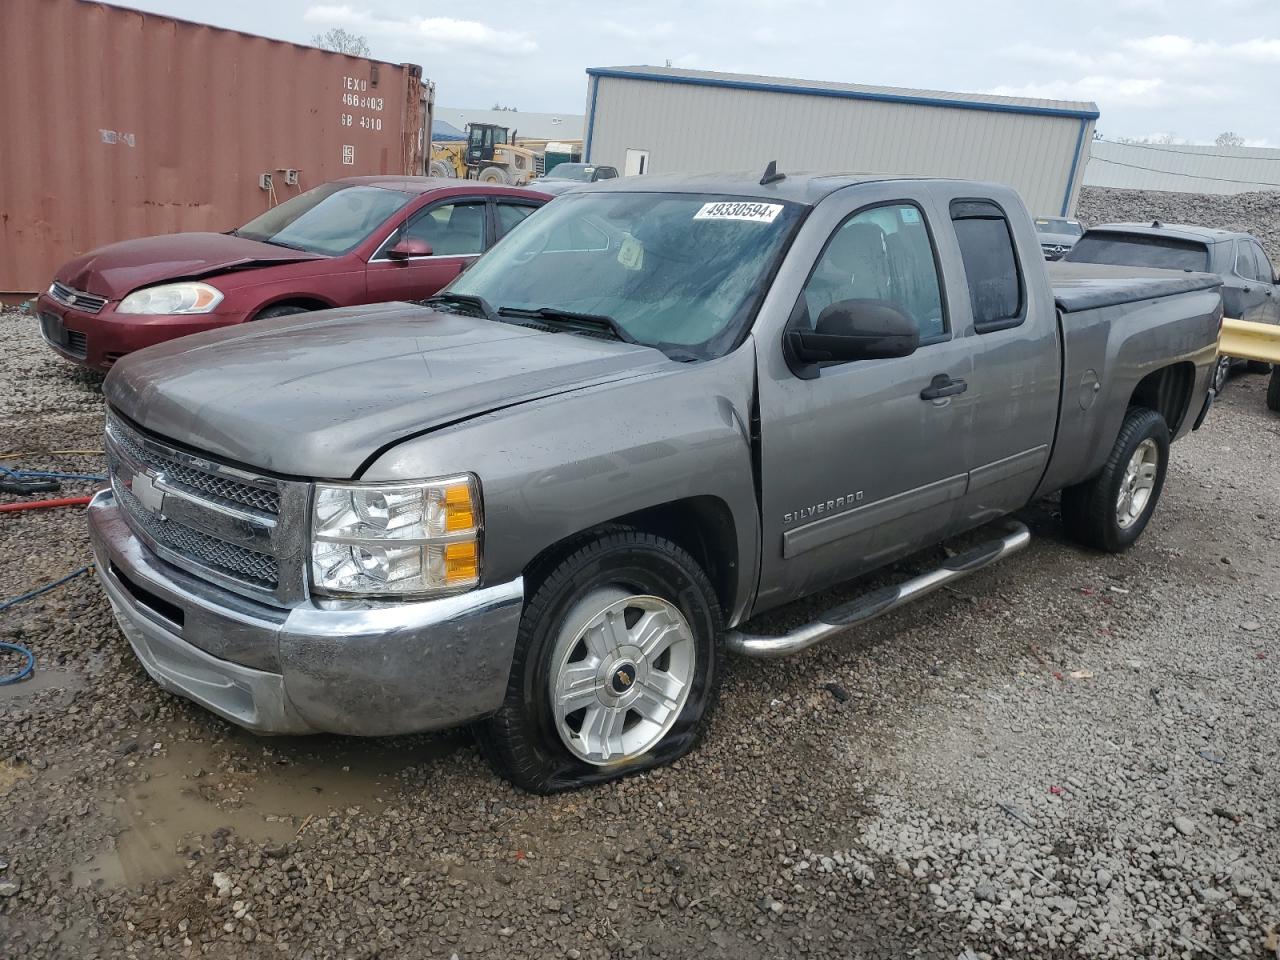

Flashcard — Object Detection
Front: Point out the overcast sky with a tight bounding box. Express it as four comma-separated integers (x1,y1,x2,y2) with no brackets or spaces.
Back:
128,0,1280,146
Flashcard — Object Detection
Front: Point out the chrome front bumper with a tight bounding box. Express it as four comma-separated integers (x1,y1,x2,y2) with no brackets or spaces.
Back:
88,489,524,736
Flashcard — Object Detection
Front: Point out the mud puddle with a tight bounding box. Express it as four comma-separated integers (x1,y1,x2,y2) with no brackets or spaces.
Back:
0,667,86,705
74,729,465,889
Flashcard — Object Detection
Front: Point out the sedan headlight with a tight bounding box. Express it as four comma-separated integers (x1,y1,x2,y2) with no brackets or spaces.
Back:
117,282,224,315
310,476,481,598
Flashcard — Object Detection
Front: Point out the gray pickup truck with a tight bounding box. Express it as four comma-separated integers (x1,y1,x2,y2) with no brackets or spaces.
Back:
88,172,1222,792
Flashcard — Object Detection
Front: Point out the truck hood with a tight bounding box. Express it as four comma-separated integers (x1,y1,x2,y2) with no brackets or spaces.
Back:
103,302,672,479
56,232,323,298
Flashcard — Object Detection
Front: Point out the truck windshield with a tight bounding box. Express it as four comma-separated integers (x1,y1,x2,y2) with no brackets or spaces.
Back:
1065,232,1210,272
235,183,413,256
447,192,804,360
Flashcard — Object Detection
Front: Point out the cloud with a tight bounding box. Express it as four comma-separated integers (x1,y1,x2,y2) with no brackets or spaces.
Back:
303,5,537,55
598,19,676,40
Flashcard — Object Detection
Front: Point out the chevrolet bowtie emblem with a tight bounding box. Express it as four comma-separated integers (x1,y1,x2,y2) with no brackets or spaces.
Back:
615,669,633,688
131,471,166,514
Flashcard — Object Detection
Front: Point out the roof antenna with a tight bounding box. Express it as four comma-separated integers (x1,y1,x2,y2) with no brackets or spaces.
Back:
760,160,785,186
1151,219,1162,228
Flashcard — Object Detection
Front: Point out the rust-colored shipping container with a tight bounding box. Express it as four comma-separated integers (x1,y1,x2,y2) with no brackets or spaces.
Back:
0,0,429,297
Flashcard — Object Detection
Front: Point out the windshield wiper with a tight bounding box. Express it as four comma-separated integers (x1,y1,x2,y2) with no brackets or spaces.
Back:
424,292,499,321
259,238,310,252
497,306,638,344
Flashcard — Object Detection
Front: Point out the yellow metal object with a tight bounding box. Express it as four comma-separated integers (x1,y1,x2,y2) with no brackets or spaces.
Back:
1220,317,1280,364
428,142,466,179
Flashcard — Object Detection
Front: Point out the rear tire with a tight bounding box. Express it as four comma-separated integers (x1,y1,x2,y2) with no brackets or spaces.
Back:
1061,406,1170,553
1212,355,1232,395
476,530,723,793
252,304,311,321
1268,368,1280,412
478,165,511,185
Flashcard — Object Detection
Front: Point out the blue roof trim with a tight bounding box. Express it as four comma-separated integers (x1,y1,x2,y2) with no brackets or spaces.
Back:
584,75,599,162
585,67,1101,121
1061,118,1088,216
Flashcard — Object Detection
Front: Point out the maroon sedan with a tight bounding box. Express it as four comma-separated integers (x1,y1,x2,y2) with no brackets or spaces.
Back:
37,177,550,370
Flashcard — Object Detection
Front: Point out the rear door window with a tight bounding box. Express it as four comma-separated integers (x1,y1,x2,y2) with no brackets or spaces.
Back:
1253,242,1275,284
1066,233,1210,272
950,200,1024,333
1236,241,1260,280
495,201,538,239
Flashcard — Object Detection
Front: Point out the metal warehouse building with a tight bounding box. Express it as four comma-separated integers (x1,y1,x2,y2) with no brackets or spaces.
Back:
583,66,1098,217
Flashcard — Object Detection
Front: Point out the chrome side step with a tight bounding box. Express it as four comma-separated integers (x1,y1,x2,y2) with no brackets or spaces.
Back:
725,520,1031,659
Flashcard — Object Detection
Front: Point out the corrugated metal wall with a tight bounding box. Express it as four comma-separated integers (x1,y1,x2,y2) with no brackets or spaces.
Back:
0,0,425,295
1085,140,1280,195
585,69,1095,219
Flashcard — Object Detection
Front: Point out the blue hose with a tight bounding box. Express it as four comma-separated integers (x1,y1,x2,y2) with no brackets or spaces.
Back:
0,467,107,483
0,565,95,684
0,641,35,686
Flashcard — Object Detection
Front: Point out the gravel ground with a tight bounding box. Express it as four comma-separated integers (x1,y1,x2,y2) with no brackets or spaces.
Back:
0,304,1276,960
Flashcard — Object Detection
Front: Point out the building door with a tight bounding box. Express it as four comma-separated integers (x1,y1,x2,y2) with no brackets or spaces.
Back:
624,149,649,176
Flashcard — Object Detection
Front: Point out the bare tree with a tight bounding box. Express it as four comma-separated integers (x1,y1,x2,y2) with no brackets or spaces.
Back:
311,28,371,57
1215,131,1245,147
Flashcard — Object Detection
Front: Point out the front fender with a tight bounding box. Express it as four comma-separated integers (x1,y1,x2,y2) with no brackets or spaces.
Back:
360,344,761,626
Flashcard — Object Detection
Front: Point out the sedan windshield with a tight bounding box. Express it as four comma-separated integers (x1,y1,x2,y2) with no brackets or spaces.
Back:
1065,232,1210,272
447,192,805,360
544,164,594,181
1035,218,1083,237
235,183,413,256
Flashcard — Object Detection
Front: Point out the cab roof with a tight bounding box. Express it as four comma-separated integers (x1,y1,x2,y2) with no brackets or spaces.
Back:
585,171,956,205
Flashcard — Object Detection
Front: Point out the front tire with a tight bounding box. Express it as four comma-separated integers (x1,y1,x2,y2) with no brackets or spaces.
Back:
477,531,722,793
1061,406,1170,553
478,165,512,184
252,304,311,322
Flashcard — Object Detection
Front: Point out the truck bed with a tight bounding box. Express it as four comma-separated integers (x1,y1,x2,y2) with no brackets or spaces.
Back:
1048,261,1223,314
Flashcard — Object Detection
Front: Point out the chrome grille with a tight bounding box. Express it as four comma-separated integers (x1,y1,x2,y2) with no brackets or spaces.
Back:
105,413,304,602
50,281,107,314
108,420,280,515
115,484,278,588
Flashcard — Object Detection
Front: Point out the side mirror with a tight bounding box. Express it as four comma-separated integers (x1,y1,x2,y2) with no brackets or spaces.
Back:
387,237,432,260
789,299,919,367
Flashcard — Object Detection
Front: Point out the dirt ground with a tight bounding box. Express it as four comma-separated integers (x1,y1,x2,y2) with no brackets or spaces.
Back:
0,307,1276,960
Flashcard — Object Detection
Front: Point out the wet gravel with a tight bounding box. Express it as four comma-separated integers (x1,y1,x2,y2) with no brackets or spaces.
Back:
0,304,1276,959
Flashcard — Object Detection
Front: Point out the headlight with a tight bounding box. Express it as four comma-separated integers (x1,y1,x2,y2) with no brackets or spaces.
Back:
309,476,481,598
117,282,224,315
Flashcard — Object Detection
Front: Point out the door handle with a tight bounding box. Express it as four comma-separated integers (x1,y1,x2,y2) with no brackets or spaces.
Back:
920,374,968,401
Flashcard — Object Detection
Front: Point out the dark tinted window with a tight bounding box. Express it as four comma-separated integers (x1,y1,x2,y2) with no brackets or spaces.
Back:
595,167,619,180
1235,241,1259,280
951,201,1023,332
1254,243,1275,283
1065,232,1210,272
495,202,537,238
800,203,946,342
